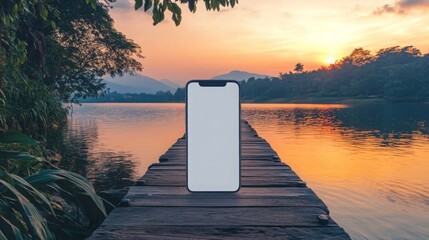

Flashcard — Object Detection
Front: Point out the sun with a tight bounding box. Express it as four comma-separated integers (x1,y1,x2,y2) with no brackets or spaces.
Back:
325,56,336,65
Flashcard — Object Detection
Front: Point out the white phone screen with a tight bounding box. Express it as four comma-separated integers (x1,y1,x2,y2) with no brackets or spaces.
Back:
186,80,240,192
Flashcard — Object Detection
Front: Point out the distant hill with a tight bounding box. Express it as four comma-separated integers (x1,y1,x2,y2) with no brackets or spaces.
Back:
211,70,271,81
160,79,181,89
104,73,175,94
102,71,271,94
104,81,138,94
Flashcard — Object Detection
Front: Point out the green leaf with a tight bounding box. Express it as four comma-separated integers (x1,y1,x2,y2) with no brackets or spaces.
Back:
0,230,9,240
0,216,24,240
152,3,166,25
12,4,19,16
135,0,143,10
0,169,108,239
0,151,41,161
205,0,211,10
152,4,159,24
231,0,236,8
171,2,182,13
144,0,153,11
0,179,54,240
189,0,196,12
0,170,15,187
0,131,38,145
26,170,107,223
0,89,5,106
38,5,48,21
9,174,56,217
90,0,97,9
170,2,182,26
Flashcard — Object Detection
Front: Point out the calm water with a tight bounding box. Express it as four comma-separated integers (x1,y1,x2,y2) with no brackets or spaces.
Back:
52,103,429,240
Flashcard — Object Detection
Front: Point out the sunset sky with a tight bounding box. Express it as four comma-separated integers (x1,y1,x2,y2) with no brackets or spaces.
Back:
109,0,429,84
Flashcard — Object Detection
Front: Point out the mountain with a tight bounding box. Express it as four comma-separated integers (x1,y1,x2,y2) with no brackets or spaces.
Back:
103,81,138,94
104,73,175,94
211,70,271,81
160,79,181,89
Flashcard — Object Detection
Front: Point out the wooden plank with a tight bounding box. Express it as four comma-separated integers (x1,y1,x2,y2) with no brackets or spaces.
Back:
161,154,279,158
149,161,288,167
140,175,302,182
101,207,335,227
143,169,298,177
157,160,283,165
122,187,328,209
139,176,305,187
126,198,328,209
124,186,314,197
148,165,291,171
143,172,295,177
90,226,350,240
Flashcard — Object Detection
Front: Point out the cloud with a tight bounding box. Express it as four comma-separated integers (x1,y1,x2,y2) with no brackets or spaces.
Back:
374,0,429,15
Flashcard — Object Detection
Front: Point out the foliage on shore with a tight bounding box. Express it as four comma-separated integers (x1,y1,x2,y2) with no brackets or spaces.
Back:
0,1,139,238
1,1,239,238
0,169,108,239
84,46,429,103
0,130,110,239
1,0,142,136
241,46,429,102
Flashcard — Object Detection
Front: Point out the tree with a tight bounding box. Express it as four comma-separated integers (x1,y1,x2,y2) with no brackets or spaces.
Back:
32,0,143,102
375,46,421,65
237,46,428,102
132,0,239,26
1,1,241,238
337,48,374,67
1,0,240,134
294,63,304,73
1,0,143,135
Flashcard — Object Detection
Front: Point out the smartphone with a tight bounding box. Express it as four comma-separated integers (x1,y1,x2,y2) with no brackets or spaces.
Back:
186,80,240,192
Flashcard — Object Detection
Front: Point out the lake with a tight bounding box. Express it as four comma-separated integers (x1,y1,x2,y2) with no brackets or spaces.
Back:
52,103,429,240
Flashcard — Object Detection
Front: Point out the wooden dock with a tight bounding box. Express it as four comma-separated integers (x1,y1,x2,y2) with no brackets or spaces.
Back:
90,120,350,239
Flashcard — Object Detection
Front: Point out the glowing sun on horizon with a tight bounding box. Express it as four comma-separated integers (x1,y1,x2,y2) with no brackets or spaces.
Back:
325,56,337,65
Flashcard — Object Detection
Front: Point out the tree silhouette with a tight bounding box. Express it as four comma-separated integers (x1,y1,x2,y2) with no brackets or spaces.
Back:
337,48,374,67
294,63,304,73
133,0,238,26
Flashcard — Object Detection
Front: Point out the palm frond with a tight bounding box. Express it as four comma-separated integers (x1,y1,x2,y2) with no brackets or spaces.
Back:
0,179,54,240
0,131,39,145
25,169,107,222
0,169,108,239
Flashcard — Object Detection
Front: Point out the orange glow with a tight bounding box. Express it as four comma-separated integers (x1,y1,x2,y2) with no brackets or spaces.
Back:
241,104,429,219
72,102,429,239
109,0,429,84
325,56,337,65
78,103,185,176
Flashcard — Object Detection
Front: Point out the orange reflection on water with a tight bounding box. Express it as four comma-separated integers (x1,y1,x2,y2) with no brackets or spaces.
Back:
68,103,429,239
242,103,349,109
242,103,429,239
72,103,185,177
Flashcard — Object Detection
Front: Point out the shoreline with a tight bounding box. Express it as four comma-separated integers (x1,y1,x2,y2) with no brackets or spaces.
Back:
79,98,429,105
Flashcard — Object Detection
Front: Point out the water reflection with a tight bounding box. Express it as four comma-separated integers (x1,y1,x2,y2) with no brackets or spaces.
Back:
51,103,429,239
49,103,185,191
48,118,136,191
242,103,429,239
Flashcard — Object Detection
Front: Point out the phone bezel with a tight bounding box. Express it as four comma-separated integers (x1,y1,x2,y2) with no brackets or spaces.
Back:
185,79,241,193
